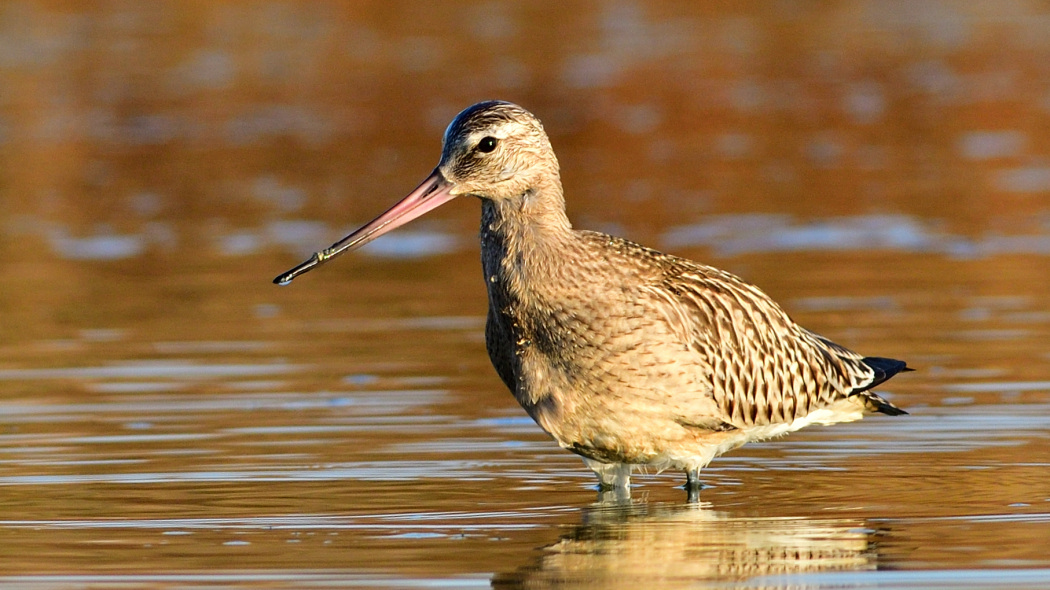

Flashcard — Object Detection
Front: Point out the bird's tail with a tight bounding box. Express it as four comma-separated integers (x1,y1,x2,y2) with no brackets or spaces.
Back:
853,356,912,416
858,391,908,416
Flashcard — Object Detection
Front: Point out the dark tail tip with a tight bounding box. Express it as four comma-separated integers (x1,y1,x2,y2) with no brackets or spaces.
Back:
855,357,910,416
874,398,909,416
858,357,911,392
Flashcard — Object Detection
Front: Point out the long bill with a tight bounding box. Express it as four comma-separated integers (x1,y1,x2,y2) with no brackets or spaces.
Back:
273,169,455,285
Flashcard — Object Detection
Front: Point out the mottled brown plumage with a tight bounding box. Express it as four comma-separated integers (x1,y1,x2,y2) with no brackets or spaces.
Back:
275,100,909,496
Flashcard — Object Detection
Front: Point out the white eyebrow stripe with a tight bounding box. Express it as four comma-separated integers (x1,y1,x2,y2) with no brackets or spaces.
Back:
469,129,509,146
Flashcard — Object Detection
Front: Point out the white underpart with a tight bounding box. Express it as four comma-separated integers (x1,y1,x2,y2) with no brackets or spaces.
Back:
742,399,865,442
580,398,866,489
582,457,633,488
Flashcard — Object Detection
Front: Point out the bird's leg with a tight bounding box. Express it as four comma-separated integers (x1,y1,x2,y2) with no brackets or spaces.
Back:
685,468,704,503
582,458,631,491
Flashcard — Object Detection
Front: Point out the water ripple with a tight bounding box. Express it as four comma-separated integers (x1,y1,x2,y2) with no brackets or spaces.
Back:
0,361,305,381
662,213,1050,258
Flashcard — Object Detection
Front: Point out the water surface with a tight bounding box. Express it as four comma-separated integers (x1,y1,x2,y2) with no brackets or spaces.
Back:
1,2,1050,589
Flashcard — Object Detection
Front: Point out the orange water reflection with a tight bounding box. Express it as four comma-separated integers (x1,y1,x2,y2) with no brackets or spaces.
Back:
1,3,1049,588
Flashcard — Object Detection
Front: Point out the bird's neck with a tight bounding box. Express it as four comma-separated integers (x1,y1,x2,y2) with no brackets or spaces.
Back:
479,185,575,302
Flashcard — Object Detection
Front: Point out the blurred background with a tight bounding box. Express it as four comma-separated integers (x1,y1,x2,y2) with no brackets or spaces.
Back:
0,2,1049,586
2,1,1048,342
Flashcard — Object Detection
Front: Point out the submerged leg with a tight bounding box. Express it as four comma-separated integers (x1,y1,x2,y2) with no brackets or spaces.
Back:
685,467,704,503
582,458,631,490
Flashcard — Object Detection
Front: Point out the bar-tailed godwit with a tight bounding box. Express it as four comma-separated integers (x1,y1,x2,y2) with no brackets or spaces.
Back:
275,101,909,498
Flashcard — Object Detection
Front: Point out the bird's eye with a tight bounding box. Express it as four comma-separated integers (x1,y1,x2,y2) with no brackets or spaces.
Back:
477,136,498,153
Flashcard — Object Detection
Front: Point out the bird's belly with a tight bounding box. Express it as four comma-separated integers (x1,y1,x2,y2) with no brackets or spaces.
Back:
512,344,732,468
482,284,740,469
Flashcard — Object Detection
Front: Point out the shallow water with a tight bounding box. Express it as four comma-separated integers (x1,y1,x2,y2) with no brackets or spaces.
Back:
0,250,1047,588
3,3,1050,589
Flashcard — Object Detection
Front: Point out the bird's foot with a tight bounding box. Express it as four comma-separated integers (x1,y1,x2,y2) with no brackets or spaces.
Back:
684,469,705,503
596,484,631,504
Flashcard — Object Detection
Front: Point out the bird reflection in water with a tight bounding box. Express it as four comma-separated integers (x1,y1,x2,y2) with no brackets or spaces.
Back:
492,501,878,589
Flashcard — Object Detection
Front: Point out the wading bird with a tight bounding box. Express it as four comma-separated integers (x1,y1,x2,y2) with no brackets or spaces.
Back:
275,101,909,500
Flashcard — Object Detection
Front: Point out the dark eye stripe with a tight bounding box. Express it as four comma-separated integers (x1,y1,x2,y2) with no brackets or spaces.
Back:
477,136,498,153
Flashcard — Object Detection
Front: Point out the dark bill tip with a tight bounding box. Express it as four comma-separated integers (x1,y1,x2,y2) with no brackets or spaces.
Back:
273,254,322,285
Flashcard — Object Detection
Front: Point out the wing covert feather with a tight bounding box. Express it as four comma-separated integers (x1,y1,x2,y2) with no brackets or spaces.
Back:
643,262,877,428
